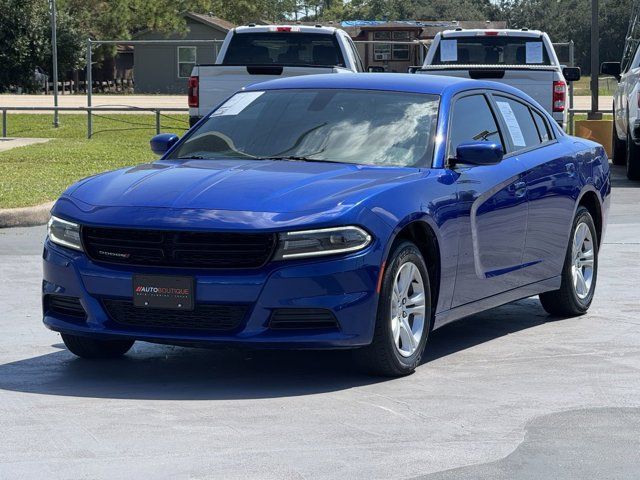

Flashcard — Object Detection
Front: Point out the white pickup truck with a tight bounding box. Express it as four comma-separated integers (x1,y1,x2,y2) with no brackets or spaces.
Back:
412,29,580,130
188,25,365,126
602,49,640,180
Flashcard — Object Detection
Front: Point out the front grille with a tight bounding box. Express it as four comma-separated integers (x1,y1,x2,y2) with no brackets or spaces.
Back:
45,295,86,319
82,227,277,269
269,308,339,330
103,299,248,331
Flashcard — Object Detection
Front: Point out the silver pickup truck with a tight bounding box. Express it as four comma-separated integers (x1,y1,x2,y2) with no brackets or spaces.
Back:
412,29,580,130
188,25,365,126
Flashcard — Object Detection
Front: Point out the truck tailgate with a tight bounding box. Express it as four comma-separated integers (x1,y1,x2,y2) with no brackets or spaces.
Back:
417,66,555,114
194,65,342,115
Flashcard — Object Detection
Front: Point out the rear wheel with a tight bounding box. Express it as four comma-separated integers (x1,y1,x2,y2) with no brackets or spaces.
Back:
626,128,640,180
354,241,431,377
611,114,626,165
539,206,598,316
62,334,134,359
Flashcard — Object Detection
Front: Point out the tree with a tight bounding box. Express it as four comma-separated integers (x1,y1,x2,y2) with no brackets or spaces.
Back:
0,0,83,92
499,0,632,74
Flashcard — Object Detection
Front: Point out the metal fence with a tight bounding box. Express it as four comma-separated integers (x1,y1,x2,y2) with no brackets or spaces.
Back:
84,39,222,138
1,106,189,139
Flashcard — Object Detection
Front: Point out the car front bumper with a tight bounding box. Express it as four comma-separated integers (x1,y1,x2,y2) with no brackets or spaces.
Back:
42,239,383,349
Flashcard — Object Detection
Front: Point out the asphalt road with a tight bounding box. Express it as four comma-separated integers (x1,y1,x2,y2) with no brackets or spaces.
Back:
0,166,638,479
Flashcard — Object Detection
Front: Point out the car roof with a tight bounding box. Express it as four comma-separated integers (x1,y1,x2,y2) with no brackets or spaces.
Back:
242,73,537,102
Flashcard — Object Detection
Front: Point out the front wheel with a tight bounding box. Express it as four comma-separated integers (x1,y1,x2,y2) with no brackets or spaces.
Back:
62,334,134,359
354,241,431,377
539,206,598,316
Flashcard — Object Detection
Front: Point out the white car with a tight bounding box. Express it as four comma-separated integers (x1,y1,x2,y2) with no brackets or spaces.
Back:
412,29,580,130
188,25,365,126
602,50,640,180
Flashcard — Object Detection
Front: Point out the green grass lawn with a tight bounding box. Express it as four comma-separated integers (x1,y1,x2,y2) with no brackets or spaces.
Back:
0,114,189,208
571,76,618,96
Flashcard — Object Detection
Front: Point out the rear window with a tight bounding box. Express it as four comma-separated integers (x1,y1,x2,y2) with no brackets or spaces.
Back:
432,35,551,66
222,32,345,67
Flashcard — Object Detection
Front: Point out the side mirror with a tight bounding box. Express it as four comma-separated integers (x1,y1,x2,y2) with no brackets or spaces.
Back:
455,141,504,166
601,61,621,80
150,133,179,156
367,65,385,73
562,66,581,82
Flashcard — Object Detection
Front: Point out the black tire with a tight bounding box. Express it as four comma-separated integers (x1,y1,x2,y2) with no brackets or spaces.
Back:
354,241,432,377
62,333,134,359
539,206,598,317
611,114,626,165
626,128,640,180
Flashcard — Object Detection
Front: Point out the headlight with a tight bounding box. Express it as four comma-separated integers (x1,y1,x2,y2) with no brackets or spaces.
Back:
274,226,372,260
47,215,83,251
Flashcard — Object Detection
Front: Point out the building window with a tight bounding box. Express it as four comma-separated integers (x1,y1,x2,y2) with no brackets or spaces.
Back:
392,31,410,60
178,47,197,78
373,31,392,61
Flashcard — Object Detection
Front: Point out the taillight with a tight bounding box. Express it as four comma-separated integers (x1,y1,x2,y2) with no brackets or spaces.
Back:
276,26,292,32
553,80,566,112
188,76,199,108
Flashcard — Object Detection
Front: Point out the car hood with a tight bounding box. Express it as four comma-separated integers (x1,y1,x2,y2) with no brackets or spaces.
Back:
68,159,420,213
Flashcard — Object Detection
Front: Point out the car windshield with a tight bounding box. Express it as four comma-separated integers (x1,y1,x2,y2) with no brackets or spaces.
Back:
170,89,439,167
432,36,552,65
222,32,345,67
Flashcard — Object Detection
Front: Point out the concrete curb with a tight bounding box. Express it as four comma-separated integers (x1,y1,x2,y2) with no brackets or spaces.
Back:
0,201,54,228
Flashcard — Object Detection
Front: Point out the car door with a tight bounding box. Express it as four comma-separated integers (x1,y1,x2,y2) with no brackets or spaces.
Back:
491,94,577,282
449,93,530,308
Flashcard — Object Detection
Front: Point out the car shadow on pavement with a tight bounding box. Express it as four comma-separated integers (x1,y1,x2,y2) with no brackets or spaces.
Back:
0,298,554,400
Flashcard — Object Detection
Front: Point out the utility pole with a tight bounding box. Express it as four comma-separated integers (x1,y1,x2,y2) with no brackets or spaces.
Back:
588,0,602,120
49,0,60,127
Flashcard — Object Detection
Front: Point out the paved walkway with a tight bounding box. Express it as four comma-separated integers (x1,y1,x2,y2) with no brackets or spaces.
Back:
0,138,50,152
0,95,185,108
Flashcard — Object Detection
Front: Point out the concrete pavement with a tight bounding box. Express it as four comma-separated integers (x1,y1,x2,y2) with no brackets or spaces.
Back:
0,138,50,152
0,166,638,479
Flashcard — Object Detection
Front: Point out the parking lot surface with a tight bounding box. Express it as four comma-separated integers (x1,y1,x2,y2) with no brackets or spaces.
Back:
0,166,638,479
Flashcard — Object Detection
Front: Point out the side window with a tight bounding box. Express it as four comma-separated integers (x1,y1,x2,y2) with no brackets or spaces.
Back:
448,94,503,157
531,109,551,142
493,96,541,151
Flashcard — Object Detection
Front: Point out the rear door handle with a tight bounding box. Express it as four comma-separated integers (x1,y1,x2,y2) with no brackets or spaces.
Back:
508,181,527,198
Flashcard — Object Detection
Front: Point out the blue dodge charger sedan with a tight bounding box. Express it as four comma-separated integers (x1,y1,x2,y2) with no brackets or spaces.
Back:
43,74,610,376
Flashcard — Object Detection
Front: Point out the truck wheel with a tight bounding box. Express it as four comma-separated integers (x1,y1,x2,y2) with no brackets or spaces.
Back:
611,114,626,165
354,241,431,377
539,206,598,317
62,334,134,359
627,128,640,180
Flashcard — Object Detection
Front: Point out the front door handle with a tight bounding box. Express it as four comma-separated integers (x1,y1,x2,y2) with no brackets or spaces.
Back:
508,181,527,198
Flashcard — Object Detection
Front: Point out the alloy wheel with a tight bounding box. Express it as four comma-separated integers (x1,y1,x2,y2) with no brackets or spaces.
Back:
571,222,595,300
391,262,426,357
